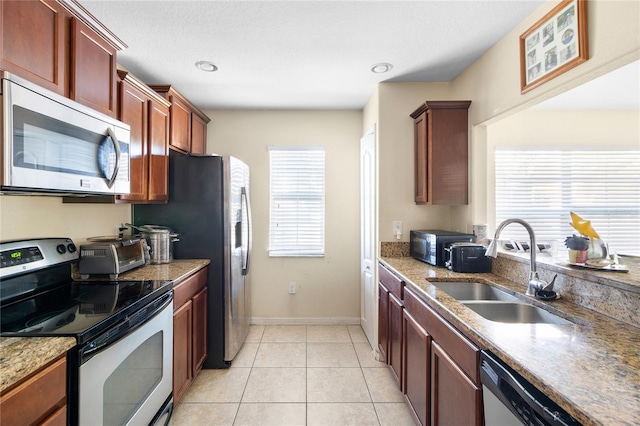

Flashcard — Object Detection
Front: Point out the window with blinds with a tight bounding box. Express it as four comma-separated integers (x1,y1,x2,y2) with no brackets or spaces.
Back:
269,146,325,257
495,149,640,256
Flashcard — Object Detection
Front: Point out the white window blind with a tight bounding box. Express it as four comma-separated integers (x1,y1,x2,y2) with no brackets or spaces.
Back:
495,149,640,256
269,146,325,257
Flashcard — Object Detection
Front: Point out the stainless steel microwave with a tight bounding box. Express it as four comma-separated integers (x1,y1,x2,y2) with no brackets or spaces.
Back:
1,71,130,195
410,229,475,267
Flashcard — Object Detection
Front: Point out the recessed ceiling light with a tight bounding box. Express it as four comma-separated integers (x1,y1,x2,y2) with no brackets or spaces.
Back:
371,63,393,73
195,61,218,72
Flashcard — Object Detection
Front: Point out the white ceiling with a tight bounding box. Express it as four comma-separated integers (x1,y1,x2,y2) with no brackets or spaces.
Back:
80,0,546,110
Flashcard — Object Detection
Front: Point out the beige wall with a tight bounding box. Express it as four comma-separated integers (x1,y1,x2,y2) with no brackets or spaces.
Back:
371,0,640,242
451,0,640,232
205,110,363,323
0,196,129,243
485,109,640,225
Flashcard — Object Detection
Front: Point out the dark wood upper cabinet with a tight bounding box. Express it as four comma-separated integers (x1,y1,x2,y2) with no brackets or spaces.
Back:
191,112,208,155
70,17,117,117
410,101,471,205
1,0,126,117
147,97,170,202
118,76,148,202
0,0,68,95
150,85,210,155
117,70,171,204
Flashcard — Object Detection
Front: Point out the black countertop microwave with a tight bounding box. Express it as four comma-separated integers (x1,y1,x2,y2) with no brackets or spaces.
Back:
410,230,475,267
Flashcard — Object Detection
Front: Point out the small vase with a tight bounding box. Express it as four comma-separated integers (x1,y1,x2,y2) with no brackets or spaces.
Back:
587,238,607,260
568,249,588,263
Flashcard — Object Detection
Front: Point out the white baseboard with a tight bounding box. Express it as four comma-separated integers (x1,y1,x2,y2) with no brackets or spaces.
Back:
250,317,361,326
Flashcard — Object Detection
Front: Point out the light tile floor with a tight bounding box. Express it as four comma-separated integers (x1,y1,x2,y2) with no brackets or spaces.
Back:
170,325,417,425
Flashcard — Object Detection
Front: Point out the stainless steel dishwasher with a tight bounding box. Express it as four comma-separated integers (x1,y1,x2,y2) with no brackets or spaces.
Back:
480,351,582,426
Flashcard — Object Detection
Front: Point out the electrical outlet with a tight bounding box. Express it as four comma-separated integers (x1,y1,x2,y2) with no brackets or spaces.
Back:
288,282,296,294
393,221,402,239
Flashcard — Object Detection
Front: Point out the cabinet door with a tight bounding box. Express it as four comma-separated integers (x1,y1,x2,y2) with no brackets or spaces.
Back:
191,113,207,155
431,342,482,426
147,98,170,202
388,292,403,387
169,96,192,153
377,282,390,363
413,111,429,204
0,356,67,426
192,287,208,375
403,309,431,426
118,79,148,202
1,0,68,95
70,18,117,117
429,107,469,205
173,300,193,404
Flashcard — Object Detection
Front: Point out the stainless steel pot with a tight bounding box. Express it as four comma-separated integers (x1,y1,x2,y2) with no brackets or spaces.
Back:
138,225,179,264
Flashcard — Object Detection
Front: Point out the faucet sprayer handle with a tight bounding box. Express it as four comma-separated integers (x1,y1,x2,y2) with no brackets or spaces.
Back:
542,274,558,292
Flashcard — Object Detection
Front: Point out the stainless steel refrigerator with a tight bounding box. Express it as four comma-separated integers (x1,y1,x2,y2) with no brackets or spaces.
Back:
133,154,251,368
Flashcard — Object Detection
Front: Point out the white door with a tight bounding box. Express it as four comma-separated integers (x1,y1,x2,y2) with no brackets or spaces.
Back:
360,127,377,347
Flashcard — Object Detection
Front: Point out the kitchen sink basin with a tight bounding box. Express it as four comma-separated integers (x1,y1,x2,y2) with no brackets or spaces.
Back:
432,282,519,302
462,302,573,325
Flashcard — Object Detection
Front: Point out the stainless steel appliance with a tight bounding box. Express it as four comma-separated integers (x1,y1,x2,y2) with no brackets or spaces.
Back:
137,225,179,264
445,242,492,273
480,350,581,426
134,154,251,367
1,71,131,195
0,238,173,426
410,229,475,266
79,236,146,278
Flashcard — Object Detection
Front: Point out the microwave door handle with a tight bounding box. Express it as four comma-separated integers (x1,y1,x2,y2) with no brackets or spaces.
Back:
105,127,120,189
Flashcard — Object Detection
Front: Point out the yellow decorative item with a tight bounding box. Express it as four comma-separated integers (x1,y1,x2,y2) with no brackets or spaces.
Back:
569,212,600,239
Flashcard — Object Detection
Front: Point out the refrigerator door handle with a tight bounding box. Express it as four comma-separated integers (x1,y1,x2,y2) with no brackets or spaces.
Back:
241,187,251,275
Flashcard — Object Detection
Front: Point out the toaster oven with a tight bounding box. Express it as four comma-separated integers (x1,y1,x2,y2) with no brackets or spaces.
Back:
79,237,146,279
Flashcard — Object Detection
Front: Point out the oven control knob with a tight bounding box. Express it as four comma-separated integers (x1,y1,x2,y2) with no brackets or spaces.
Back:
56,244,67,254
67,243,77,253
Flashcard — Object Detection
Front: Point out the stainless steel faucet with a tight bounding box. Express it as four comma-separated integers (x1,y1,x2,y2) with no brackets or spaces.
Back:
485,218,550,296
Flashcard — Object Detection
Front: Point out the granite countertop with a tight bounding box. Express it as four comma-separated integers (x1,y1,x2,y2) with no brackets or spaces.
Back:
115,259,210,283
380,256,640,426
0,337,76,393
0,259,209,395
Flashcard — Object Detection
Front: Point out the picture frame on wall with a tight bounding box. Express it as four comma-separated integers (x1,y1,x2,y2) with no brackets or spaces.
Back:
520,0,588,94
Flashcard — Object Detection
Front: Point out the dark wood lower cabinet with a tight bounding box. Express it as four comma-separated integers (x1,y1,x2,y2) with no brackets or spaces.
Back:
173,300,193,404
403,309,431,426
192,287,208,375
379,264,484,426
378,282,390,363
0,356,67,426
432,342,483,426
388,292,403,386
172,268,208,404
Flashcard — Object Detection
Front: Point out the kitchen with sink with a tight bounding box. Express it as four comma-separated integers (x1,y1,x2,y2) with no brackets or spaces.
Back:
1,0,639,425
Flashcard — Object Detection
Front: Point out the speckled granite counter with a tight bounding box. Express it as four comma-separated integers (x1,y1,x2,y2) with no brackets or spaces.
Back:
380,256,640,426
115,259,209,283
0,336,75,393
0,260,209,395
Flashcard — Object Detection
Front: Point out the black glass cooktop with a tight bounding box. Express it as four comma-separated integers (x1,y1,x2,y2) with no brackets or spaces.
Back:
0,279,172,344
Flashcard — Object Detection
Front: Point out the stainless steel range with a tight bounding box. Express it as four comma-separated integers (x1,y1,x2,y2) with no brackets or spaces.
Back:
0,238,174,426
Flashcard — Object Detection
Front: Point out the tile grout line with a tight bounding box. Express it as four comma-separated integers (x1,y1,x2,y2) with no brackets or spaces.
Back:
232,325,264,425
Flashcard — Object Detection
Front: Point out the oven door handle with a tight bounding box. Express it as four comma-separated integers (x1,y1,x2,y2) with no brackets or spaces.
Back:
80,291,173,362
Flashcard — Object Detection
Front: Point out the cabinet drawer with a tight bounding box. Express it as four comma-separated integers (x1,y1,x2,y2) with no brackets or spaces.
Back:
404,286,480,384
0,356,67,426
379,264,403,300
173,268,207,310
